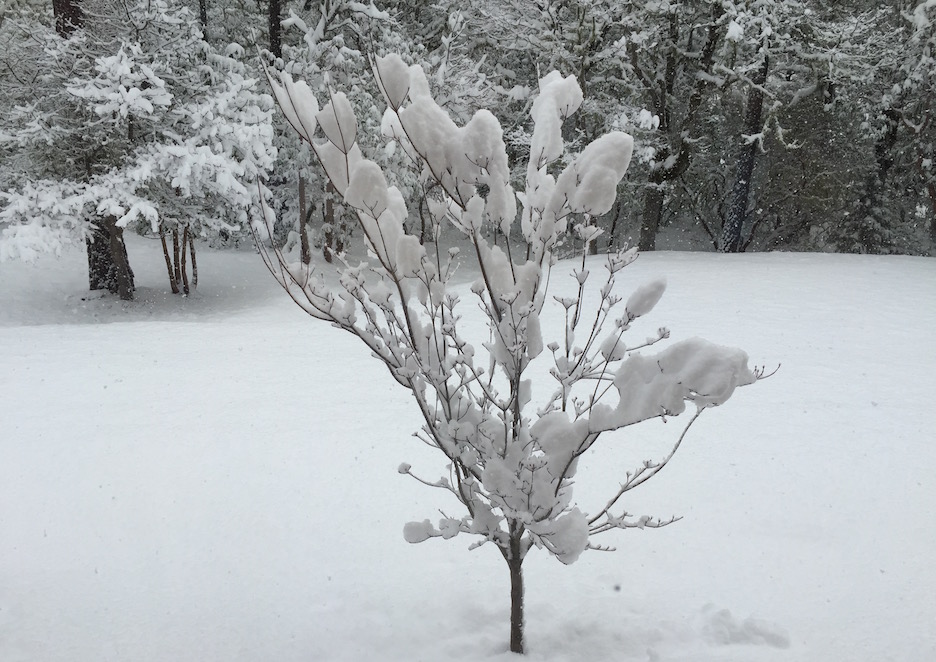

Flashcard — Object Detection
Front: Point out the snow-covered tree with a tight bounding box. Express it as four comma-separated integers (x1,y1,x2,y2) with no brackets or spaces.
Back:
257,55,764,653
0,0,276,296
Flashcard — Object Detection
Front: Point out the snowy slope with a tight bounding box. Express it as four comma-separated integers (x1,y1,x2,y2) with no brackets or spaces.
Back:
1,239,934,661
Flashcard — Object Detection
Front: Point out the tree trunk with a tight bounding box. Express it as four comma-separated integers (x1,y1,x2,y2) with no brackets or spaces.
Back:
606,196,623,252
299,173,312,265
198,0,207,28
180,225,190,295
159,225,180,294
927,181,936,247
638,181,665,251
87,219,134,299
852,108,901,253
172,228,182,284
633,4,723,252
52,0,82,35
323,180,336,262
720,51,769,253
507,524,525,654
268,0,282,59
87,227,112,291
189,231,198,289
104,217,134,300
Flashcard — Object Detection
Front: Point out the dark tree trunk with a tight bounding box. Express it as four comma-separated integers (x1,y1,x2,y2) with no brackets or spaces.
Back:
927,181,936,247
172,228,182,284
268,0,282,59
507,527,525,655
87,219,134,299
639,180,666,252
634,4,723,252
160,224,198,294
323,180,336,262
189,231,198,289
299,173,312,265
198,0,207,28
159,225,180,294
180,226,191,295
720,52,769,253
606,196,624,252
87,227,113,291
52,0,82,35
853,108,901,253
105,217,134,300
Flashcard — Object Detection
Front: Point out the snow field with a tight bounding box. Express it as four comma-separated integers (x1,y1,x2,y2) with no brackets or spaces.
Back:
1,241,935,661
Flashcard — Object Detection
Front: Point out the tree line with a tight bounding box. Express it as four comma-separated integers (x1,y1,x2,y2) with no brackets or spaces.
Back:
1,0,933,298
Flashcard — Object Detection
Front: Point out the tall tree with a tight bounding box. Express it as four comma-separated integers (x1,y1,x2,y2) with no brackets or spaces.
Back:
268,0,282,59
0,0,276,292
48,0,134,297
620,0,725,251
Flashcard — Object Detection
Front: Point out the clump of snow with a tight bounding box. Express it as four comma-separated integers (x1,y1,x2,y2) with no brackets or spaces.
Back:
726,20,745,42
404,520,435,543
529,71,584,172
269,71,318,143
702,606,791,648
316,92,357,154
590,338,756,431
374,53,411,110
626,278,667,317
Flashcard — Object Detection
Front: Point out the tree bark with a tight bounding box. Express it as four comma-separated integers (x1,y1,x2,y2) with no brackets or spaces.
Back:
268,0,282,59
172,228,182,284
87,226,111,291
299,173,312,265
52,0,82,36
634,3,723,252
639,180,665,252
189,231,198,289
159,225,180,294
323,180,336,262
87,218,134,299
180,225,190,295
720,51,769,253
852,108,901,253
104,216,134,300
198,0,207,28
927,181,936,247
507,524,525,654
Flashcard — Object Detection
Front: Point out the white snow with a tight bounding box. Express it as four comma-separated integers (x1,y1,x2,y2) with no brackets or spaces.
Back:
373,53,411,111
726,20,744,43
316,91,358,154
1,238,935,661
625,277,666,318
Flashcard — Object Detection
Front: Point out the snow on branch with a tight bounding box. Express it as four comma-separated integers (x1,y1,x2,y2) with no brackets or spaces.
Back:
257,53,760,568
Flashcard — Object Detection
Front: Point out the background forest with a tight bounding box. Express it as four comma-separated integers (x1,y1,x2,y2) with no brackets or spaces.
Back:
2,0,935,294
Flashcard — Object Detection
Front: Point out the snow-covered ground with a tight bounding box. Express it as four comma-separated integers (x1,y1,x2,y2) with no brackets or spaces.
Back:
2,238,934,661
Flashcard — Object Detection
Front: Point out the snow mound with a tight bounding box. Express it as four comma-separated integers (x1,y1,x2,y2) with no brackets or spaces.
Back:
701,605,791,648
